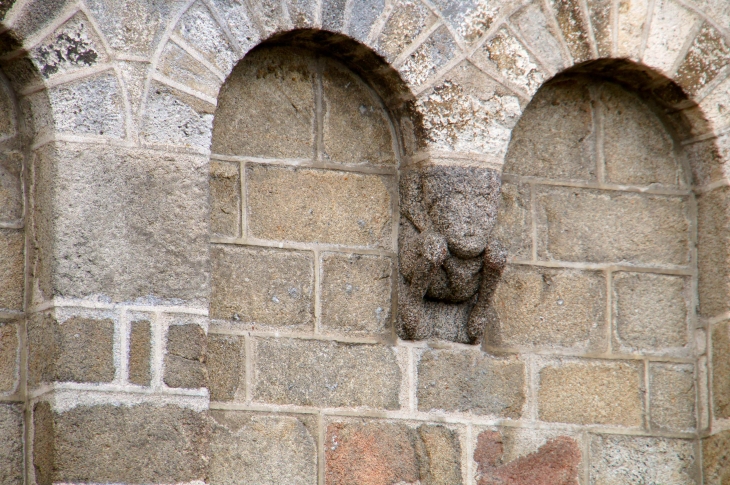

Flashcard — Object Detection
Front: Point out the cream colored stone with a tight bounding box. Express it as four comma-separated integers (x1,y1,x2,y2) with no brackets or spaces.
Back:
643,0,699,75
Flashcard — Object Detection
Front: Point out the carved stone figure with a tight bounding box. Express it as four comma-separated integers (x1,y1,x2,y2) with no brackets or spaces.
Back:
397,166,506,344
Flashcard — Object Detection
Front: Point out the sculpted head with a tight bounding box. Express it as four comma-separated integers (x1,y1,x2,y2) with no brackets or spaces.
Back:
422,166,501,259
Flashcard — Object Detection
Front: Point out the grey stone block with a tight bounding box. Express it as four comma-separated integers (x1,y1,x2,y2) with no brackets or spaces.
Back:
0,404,22,485
210,412,316,484
207,334,243,401
535,186,690,266
650,363,696,431
590,434,698,485
417,349,525,417
128,319,151,386
164,323,206,389
33,402,209,484
0,229,23,312
211,245,314,328
0,322,18,393
375,0,435,62
321,252,392,335
210,160,240,237
253,338,401,409
247,164,394,248
34,143,209,304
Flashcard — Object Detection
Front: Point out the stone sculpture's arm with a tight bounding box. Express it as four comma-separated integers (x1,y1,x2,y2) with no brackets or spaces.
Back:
467,239,507,343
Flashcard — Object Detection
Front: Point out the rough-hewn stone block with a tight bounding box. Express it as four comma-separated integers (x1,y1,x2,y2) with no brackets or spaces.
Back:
600,82,683,186
164,324,206,389
0,322,18,393
675,22,730,96
211,245,313,327
613,272,690,353
207,334,244,401
698,187,730,317
400,25,458,88
375,0,435,62
247,164,393,247
175,1,237,75
535,186,690,265
417,349,525,417
649,363,696,431
0,228,23,312
487,265,606,350
0,151,23,222
128,319,150,386
210,160,240,237
211,46,315,159
492,181,531,261
538,360,643,426
326,421,462,485
34,143,209,304
590,434,698,484
505,78,595,180
33,402,209,485
703,430,730,485
321,58,396,167
548,0,591,63
158,41,223,99
253,338,400,409
30,316,115,384
0,404,22,485
511,3,566,73
210,411,316,484
712,321,730,419
321,252,392,335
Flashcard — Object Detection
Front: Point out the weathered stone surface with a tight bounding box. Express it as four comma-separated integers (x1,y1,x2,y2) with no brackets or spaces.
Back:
487,265,606,350
247,164,393,247
548,0,591,63
432,0,515,43
474,430,581,485
0,229,23,311
587,0,612,57
34,402,209,484
472,27,545,95
0,404,22,485
141,81,214,150
158,41,223,99
321,0,347,31
0,151,23,222
285,0,318,28
325,421,462,485
164,323,206,389
649,363,696,431
376,0,435,62
643,0,700,75
321,58,396,167
210,412,316,484
207,334,243,401
175,1,237,75
712,321,730,419
210,245,313,327
492,181,531,261
54,317,115,384
48,71,125,139
85,0,185,58
0,322,18,393
128,319,151,386
698,187,730,317
30,11,107,79
321,252,392,335
535,186,690,265
616,0,650,60
511,4,566,73
589,434,698,484
349,0,385,42
613,272,690,353
417,349,525,417
416,61,521,157
210,160,240,237
675,22,730,95
246,0,289,37
211,46,315,159
400,25,458,88
538,360,643,426
253,338,400,409
600,83,682,186
703,431,730,485
505,78,594,180
34,143,209,303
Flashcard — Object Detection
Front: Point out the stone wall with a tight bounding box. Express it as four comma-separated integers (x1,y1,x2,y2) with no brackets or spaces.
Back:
0,0,729,483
